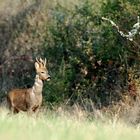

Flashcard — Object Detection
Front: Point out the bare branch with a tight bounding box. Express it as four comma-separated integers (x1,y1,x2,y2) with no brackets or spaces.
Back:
102,16,140,41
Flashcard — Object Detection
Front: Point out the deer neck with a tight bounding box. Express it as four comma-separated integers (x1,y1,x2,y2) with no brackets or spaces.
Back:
32,74,43,95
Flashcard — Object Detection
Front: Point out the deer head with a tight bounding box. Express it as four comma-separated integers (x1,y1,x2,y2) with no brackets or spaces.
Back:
35,58,51,81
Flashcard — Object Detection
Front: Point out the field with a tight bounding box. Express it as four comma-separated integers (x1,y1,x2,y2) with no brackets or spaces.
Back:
0,108,140,140
0,0,140,139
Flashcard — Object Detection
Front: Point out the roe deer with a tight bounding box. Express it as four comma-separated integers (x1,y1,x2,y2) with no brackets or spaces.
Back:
7,58,51,114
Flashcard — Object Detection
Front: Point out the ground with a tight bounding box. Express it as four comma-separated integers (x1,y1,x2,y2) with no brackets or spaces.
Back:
0,107,140,140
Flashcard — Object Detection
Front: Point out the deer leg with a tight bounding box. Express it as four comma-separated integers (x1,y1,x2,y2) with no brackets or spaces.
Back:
10,107,15,114
27,107,34,116
10,106,19,114
32,105,39,112
13,108,19,114
7,96,14,115
9,99,20,114
34,106,40,117
31,105,40,117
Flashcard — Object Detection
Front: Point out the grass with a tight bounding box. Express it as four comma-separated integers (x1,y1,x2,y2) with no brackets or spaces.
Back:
0,0,140,139
0,108,140,140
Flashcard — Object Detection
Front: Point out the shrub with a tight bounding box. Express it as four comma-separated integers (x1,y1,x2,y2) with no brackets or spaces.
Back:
43,0,140,108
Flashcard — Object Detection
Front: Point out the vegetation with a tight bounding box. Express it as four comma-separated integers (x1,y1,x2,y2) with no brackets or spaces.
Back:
0,0,140,117
1,1,140,138
43,0,140,109
0,108,139,140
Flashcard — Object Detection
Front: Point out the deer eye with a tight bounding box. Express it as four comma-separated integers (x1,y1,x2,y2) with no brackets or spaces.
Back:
41,72,44,74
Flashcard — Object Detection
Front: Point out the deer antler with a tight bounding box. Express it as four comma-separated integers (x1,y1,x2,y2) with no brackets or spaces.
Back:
36,57,46,67
39,57,47,66
36,57,40,63
39,58,44,64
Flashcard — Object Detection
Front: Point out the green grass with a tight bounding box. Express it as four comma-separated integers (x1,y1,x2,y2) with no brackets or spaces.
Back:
0,108,140,140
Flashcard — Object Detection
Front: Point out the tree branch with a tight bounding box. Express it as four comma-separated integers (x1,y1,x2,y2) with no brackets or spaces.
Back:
102,16,140,42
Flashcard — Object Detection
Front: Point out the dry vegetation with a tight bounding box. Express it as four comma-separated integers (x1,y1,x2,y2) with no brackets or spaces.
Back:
1,1,140,138
0,106,140,140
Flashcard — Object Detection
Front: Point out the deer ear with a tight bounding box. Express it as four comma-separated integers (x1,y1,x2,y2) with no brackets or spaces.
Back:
35,62,40,70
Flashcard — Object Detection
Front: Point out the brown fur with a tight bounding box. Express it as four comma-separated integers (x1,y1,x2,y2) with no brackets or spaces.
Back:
7,58,50,114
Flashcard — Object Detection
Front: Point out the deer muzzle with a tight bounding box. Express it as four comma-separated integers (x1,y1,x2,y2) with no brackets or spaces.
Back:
46,75,51,81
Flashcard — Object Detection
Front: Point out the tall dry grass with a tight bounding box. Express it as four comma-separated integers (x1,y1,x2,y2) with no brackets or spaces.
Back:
0,106,140,140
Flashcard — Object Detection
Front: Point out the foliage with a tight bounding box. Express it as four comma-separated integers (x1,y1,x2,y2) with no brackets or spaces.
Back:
0,0,140,109
43,0,140,107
